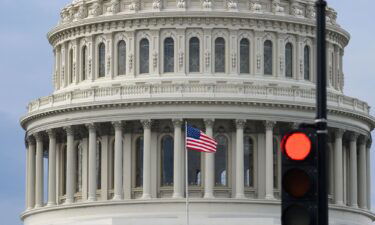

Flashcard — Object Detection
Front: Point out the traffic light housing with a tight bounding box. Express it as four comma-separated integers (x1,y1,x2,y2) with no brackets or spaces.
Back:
281,125,318,225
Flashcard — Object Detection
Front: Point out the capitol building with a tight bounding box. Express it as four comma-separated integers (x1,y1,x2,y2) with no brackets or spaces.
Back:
20,0,374,224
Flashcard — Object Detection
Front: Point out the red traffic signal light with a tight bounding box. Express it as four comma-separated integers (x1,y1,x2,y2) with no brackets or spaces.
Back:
281,127,318,225
282,132,312,161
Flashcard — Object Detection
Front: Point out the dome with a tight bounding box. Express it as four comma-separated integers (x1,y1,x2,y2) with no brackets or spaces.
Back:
21,1,374,225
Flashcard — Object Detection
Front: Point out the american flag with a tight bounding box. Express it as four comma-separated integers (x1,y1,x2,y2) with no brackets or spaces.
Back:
186,125,217,153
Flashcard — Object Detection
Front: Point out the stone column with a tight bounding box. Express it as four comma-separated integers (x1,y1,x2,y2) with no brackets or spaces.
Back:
47,129,57,206
204,119,215,198
65,126,76,204
334,129,344,205
87,123,97,201
358,136,367,209
35,133,44,208
141,120,152,199
265,121,275,200
113,121,123,200
172,119,183,198
27,137,36,210
366,142,371,210
349,133,358,208
235,119,246,198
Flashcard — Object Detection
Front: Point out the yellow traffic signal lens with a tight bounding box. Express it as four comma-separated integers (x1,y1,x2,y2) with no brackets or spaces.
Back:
283,168,311,198
283,132,312,161
282,205,311,225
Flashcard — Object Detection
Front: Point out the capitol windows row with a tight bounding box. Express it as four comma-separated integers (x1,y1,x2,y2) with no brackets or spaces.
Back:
62,37,313,85
56,132,282,200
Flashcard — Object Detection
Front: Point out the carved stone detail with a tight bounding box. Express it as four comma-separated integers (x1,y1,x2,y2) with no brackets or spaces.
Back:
177,0,186,8
236,119,246,129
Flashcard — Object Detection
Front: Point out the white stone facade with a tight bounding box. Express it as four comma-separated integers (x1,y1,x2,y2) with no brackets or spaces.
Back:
21,0,375,225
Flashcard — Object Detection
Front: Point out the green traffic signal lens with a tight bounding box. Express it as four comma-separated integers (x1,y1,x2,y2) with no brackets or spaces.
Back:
283,168,311,198
282,205,311,225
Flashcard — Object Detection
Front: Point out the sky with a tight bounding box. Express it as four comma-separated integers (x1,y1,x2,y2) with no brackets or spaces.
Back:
0,0,374,224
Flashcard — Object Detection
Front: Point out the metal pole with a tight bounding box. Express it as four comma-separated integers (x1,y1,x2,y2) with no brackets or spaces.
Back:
315,0,328,225
185,121,190,225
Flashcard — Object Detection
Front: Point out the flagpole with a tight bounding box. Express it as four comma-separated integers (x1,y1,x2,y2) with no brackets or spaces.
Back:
185,121,189,225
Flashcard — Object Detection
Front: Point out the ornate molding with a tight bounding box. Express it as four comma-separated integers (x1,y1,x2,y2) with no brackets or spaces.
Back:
334,128,345,139
112,121,124,130
235,119,246,129
264,121,276,130
172,119,183,128
46,129,56,138
203,119,215,128
141,119,153,129
64,126,74,136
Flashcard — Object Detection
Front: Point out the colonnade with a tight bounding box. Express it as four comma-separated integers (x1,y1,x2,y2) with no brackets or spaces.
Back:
25,119,371,211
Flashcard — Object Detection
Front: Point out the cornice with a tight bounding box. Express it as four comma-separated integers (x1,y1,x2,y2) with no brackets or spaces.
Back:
47,12,350,48
20,198,375,221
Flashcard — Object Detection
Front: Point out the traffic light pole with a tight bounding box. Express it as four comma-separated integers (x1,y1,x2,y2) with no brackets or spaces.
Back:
315,1,328,225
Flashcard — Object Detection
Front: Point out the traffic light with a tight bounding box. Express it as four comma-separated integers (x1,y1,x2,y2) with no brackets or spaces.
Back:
281,125,318,225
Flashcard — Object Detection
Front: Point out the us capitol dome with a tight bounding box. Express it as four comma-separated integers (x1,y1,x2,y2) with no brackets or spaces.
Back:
20,0,375,224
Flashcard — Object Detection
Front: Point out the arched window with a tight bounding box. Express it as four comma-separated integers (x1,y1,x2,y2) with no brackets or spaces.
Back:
96,141,102,190
161,135,174,186
304,46,311,80
98,43,106,77
189,37,200,72
69,49,74,83
164,38,174,73
81,46,87,81
215,37,226,73
135,137,144,187
285,43,293,78
76,144,83,193
273,138,280,189
118,41,126,75
188,144,201,186
139,39,149,74
215,134,228,186
244,136,254,187
264,40,273,75
240,38,250,74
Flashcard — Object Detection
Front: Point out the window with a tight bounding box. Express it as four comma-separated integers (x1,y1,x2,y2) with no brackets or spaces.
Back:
264,40,273,75
135,137,144,187
215,135,228,186
76,145,83,193
189,37,200,72
118,41,126,75
304,46,311,80
244,136,254,187
97,141,102,190
69,49,73,83
139,39,149,74
188,146,201,186
215,37,226,73
82,46,87,81
240,38,250,74
161,135,174,186
285,43,293,78
98,43,106,77
164,38,174,73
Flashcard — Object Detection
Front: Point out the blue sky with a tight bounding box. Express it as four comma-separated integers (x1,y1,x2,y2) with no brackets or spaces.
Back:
0,0,374,224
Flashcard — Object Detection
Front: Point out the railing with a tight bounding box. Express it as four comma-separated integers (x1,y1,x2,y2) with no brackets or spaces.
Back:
26,83,371,117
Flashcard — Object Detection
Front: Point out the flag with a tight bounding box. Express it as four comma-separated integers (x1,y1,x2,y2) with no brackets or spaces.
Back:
186,125,217,153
